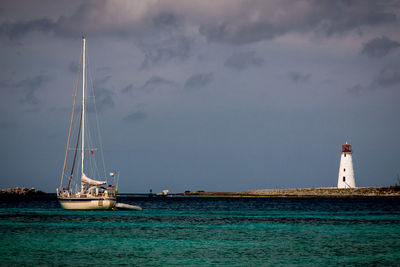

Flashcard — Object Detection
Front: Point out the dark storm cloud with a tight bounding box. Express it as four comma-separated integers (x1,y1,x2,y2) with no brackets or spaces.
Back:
139,36,193,68
361,36,400,58
288,72,311,83
199,21,280,44
53,0,129,38
199,0,397,44
0,74,51,105
184,72,214,90
0,1,182,40
0,1,145,39
152,12,182,30
375,65,400,87
0,18,54,39
123,111,147,123
1,0,397,45
224,51,264,71
311,0,397,36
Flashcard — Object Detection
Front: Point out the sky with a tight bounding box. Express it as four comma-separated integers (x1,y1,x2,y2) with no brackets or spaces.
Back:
1,0,400,193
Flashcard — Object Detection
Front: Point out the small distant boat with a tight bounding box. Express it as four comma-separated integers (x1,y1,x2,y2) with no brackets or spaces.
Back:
156,189,169,196
57,37,116,210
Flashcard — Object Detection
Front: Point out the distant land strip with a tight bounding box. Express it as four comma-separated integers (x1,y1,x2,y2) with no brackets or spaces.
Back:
174,187,400,197
2,186,400,198
0,187,46,199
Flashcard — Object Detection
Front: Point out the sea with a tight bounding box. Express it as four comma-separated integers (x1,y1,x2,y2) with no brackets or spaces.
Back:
1,196,399,266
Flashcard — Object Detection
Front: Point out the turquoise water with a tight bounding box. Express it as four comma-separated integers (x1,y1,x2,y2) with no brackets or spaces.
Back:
1,197,399,266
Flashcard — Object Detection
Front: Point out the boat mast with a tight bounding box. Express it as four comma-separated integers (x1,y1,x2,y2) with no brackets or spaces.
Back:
81,37,86,186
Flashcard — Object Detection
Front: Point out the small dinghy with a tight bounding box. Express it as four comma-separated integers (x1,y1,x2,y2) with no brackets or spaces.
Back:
115,203,142,211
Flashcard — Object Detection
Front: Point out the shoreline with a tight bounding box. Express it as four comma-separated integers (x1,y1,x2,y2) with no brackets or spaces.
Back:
174,186,400,197
2,186,400,198
0,187,46,200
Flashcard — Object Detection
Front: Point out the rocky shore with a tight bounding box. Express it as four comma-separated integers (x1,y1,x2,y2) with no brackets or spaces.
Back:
0,187,46,199
175,186,400,197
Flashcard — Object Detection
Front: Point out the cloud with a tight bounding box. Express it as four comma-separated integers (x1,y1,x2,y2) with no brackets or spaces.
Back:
18,75,51,105
152,12,182,30
85,75,115,112
375,65,400,87
184,72,214,90
120,76,177,96
224,51,264,71
361,36,400,58
123,111,146,123
347,65,400,94
0,0,397,45
96,89,114,109
198,0,397,44
139,36,194,68
0,1,184,40
0,18,54,39
69,62,110,76
121,83,134,94
94,75,112,85
93,76,114,111
346,84,364,95
85,88,115,112
139,76,177,92
288,72,311,83
0,74,51,105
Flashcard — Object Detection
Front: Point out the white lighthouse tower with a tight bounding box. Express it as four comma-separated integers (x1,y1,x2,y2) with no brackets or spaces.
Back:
337,142,356,188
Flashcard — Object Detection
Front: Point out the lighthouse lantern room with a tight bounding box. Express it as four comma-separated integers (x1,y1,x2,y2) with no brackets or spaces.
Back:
337,142,356,188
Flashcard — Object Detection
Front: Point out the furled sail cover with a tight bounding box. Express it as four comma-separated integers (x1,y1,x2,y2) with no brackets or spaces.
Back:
81,172,106,186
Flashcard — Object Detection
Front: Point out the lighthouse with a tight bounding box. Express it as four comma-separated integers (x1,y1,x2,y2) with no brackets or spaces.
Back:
337,142,356,188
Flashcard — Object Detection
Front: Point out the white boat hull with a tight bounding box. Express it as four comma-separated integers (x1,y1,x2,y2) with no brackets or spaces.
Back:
58,197,116,210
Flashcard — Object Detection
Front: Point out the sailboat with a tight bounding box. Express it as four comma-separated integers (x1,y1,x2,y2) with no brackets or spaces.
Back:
57,37,117,210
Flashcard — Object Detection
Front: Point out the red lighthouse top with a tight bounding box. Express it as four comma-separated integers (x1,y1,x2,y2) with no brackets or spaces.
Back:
341,143,352,153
